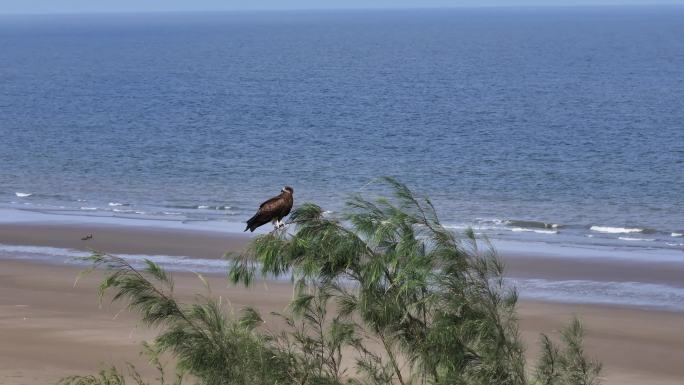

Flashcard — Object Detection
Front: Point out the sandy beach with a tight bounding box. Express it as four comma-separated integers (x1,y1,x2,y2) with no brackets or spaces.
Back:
1,223,684,384
4,5,683,385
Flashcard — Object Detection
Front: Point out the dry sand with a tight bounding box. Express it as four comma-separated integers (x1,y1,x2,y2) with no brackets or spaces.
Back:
0,260,296,384
1,223,683,384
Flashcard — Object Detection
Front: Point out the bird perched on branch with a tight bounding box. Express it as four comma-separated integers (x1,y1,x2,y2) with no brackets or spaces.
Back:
244,186,294,232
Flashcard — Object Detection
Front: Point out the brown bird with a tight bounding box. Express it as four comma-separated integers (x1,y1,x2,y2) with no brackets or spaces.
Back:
244,186,294,232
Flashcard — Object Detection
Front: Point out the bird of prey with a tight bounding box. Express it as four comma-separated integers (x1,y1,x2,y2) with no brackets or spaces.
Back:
244,186,294,232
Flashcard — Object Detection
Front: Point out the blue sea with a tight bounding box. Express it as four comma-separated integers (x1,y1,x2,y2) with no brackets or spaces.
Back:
1,7,683,256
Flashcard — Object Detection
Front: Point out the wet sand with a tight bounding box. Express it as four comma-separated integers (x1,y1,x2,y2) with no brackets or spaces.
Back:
1,222,684,384
2,221,684,288
0,223,249,259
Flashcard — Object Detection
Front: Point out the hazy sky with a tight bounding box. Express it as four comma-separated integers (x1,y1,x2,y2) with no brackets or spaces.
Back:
2,0,683,14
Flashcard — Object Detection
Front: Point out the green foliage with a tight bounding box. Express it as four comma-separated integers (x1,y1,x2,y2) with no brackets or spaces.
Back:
535,319,602,385
58,344,183,385
65,178,602,385
231,177,530,385
80,254,292,385
59,367,127,385
267,286,361,385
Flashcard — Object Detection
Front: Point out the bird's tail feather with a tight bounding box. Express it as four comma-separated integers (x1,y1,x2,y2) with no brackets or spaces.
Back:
245,214,257,232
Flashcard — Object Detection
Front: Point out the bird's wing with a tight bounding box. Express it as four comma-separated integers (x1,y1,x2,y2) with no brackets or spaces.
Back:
259,195,283,211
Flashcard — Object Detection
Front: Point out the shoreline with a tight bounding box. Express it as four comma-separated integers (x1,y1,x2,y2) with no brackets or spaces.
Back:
0,222,250,260
2,206,682,260
1,259,683,385
2,220,684,312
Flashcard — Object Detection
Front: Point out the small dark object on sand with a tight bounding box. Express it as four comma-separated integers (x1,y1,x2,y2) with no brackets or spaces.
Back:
81,234,93,241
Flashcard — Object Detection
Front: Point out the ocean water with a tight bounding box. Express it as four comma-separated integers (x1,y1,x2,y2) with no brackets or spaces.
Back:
1,7,683,254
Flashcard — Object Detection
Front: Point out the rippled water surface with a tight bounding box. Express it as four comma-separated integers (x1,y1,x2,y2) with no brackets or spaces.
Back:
1,7,683,251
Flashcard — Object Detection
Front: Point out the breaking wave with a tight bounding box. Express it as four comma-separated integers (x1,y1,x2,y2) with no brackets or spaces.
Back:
112,208,135,213
590,226,644,234
168,204,232,210
510,227,558,235
507,220,562,229
618,237,655,242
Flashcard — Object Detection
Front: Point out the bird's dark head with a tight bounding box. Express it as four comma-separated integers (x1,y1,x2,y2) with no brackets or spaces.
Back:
281,186,294,195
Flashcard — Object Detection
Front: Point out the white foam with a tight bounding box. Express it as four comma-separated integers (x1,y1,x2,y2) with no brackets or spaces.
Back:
510,227,558,235
112,208,134,213
590,226,643,234
619,237,655,242
197,205,231,210
474,218,507,226
80,207,98,211
15,192,32,197
108,202,125,207
672,233,683,238
443,224,494,232
163,211,182,215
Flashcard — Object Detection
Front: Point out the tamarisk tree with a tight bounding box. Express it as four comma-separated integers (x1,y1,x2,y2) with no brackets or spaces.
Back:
62,178,601,385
